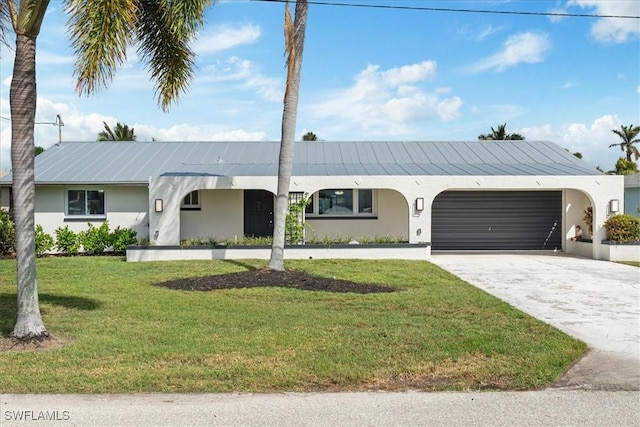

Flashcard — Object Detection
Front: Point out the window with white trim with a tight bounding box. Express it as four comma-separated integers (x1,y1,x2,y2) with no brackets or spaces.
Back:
305,189,375,217
67,189,105,216
181,190,201,210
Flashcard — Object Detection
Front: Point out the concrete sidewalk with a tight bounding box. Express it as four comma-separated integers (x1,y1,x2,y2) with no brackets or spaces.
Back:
1,390,639,427
430,253,640,390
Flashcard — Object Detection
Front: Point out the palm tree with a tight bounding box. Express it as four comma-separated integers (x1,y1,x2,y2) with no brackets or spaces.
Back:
614,157,638,175
269,0,309,271
97,121,137,141
478,123,524,140
302,131,317,141
1,0,211,339
609,124,640,162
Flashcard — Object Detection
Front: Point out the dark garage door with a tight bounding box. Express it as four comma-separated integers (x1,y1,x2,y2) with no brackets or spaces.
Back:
432,191,562,251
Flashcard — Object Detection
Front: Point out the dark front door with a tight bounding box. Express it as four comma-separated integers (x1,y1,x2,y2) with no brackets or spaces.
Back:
244,190,274,237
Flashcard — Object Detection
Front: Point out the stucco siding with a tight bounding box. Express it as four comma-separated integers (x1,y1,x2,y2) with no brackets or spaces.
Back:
180,189,244,241
305,189,409,241
34,185,149,240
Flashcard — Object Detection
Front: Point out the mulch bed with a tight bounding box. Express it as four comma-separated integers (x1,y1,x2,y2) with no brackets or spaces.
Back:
155,269,398,294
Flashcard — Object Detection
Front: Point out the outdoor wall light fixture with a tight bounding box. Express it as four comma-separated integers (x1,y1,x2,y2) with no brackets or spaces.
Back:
415,197,424,211
609,199,619,213
154,199,163,213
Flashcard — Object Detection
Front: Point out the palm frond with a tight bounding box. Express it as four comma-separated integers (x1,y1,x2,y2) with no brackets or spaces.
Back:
135,0,211,111
0,0,12,49
67,0,138,97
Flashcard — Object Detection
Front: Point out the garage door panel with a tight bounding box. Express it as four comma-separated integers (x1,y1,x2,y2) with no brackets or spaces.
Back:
432,191,562,250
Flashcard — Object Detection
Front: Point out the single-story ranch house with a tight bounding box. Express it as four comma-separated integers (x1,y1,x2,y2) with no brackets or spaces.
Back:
0,140,625,260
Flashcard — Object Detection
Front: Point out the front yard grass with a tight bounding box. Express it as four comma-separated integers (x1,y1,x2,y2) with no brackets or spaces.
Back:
0,257,586,393
618,261,640,267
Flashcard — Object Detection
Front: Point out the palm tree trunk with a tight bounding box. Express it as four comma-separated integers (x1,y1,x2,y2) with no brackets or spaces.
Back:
10,32,48,339
269,0,308,271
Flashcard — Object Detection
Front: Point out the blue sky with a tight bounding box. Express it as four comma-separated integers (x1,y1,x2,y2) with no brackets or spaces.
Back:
1,0,639,172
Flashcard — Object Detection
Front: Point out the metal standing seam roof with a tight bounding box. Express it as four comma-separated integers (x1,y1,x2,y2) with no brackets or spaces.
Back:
0,140,602,185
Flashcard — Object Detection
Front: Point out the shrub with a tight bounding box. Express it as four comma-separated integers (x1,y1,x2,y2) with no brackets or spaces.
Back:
35,224,54,257
111,227,138,253
80,222,112,255
582,207,593,236
604,214,640,243
285,196,311,244
55,225,81,255
0,209,15,256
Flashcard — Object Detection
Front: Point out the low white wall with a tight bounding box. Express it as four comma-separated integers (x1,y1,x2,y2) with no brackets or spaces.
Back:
565,240,594,259
601,243,640,262
126,244,430,262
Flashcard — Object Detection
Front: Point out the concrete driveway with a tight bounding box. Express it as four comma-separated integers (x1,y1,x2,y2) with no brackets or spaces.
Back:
430,253,640,390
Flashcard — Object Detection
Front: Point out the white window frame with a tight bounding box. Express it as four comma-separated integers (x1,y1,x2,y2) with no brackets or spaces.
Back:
306,189,376,218
65,188,106,218
181,190,201,210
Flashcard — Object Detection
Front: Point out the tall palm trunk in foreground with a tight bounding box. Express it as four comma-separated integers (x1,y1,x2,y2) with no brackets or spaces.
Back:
2,0,210,339
9,3,49,338
269,0,308,271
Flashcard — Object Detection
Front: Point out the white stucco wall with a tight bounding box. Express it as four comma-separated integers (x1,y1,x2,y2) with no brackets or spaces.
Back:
305,189,409,241
180,189,244,241
146,173,623,260
34,185,149,240
564,189,592,240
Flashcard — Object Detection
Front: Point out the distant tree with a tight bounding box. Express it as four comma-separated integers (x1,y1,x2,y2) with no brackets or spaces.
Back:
614,157,638,175
34,146,44,156
302,131,317,141
609,124,640,162
564,149,583,159
478,123,524,141
97,121,137,141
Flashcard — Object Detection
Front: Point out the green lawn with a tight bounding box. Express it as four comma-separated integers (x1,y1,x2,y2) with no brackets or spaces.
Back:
0,257,586,393
618,261,640,267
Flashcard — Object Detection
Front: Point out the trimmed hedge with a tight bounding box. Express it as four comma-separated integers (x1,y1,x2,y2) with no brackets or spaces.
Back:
604,214,640,243
0,209,15,255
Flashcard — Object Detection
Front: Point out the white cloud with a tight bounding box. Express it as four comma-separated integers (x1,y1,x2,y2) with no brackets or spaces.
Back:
568,0,640,43
469,32,550,73
200,56,282,101
307,61,462,136
477,25,503,41
437,97,464,121
547,8,568,23
562,81,578,89
36,51,75,66
135,123,267,142
520,114,625,169
193,24,261,55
